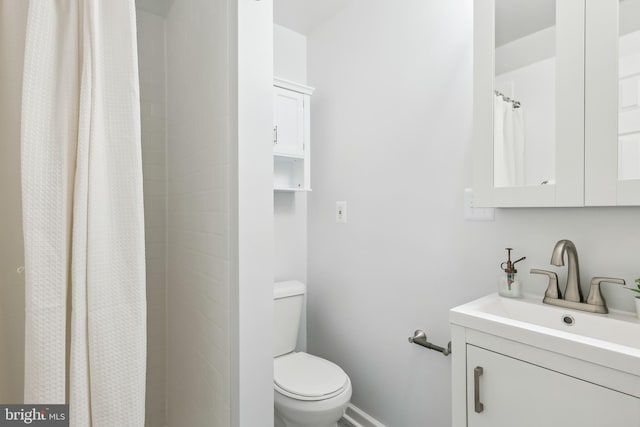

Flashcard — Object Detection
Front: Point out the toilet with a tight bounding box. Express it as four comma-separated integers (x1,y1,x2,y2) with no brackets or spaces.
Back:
273,281,352,427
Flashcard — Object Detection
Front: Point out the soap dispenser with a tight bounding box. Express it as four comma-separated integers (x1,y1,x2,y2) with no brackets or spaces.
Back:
499,248,526,298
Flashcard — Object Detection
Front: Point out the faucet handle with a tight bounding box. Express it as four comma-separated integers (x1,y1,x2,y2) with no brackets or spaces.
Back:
530,269,562,300
586,277,626,312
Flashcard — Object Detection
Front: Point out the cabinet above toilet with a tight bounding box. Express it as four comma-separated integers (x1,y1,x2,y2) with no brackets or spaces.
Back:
273,78,315,192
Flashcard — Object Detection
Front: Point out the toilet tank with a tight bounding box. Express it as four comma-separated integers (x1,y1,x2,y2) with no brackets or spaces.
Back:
273,280,306,357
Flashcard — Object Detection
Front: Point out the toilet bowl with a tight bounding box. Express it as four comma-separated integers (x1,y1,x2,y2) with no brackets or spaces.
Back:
273,281,352,427
274,352,352,427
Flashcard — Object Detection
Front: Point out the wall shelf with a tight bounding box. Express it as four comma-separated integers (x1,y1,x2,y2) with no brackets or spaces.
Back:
274,152,304,160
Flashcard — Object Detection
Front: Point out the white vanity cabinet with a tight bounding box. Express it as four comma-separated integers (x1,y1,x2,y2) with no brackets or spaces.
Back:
465,345,640,427
273,78,314,192
451,325,640,427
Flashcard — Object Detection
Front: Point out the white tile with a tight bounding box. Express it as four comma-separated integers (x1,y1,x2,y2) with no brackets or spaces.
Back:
619,77,639,109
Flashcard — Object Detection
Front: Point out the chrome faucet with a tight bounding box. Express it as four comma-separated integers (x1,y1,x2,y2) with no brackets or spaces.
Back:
530,239,626,314
550,239,583,302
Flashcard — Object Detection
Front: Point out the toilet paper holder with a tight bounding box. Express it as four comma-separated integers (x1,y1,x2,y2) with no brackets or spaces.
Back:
408,329,451,356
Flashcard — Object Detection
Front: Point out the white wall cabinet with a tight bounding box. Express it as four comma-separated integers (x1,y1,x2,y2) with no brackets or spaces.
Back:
473,0,640,207
273,78,314,192
585,0,640,206
466,345,639,427
473,0,585,207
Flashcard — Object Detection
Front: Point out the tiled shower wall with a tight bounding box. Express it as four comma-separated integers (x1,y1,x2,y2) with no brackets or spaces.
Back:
137,10,167,427
166,0,233,425
137,3,270,425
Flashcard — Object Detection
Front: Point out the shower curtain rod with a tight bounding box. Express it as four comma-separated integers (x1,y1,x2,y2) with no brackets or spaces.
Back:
494,90,521,109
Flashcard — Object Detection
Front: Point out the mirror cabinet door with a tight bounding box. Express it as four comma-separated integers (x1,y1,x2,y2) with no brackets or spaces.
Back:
586,0,640,206
473,0,585,207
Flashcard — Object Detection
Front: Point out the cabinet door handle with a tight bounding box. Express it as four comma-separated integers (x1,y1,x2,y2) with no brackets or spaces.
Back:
474,366,484,413
273,125,278,144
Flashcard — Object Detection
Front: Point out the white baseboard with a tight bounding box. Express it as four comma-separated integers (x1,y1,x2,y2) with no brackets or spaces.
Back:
343,404,386,427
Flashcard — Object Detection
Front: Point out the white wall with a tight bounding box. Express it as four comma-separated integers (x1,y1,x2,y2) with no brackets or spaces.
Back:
166,0,234,425
307,1,640,426
232,1,275,426
495,26,555,75
274,192,307,282
0,0,27,404
274,24,307,83
136,10,168,427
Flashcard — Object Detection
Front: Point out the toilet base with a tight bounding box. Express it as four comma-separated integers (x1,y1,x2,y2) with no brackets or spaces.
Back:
274,379,351,427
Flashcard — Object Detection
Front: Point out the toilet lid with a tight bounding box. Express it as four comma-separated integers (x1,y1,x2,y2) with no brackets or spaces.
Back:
274,352,348,398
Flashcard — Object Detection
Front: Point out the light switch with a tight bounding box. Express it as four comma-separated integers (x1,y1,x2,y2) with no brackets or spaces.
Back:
336,201,347,223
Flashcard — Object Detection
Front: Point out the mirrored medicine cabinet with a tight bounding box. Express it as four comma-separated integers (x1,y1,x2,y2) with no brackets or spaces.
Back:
473,0,640,207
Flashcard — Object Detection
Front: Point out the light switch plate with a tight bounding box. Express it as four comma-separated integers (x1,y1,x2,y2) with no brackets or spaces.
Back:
464,188,495,221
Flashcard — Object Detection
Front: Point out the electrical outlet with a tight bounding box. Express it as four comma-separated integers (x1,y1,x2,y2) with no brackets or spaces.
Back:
336,201,347,223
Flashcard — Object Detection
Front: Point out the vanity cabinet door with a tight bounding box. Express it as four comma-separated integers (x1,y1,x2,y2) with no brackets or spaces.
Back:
466,345,640,427
585,0,640,205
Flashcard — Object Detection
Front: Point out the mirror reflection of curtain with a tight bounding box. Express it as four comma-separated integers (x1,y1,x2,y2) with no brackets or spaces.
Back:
494,94,525,187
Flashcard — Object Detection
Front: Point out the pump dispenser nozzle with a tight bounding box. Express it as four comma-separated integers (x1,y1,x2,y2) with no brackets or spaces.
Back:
500,248,526,274
499,248,526,297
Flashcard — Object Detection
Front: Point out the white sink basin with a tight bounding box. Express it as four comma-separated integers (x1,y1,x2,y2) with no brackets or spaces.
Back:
450,293,640,376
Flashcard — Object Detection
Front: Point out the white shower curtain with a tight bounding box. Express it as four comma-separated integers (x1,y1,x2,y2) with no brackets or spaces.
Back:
21,1,146,426
493,94,525,187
